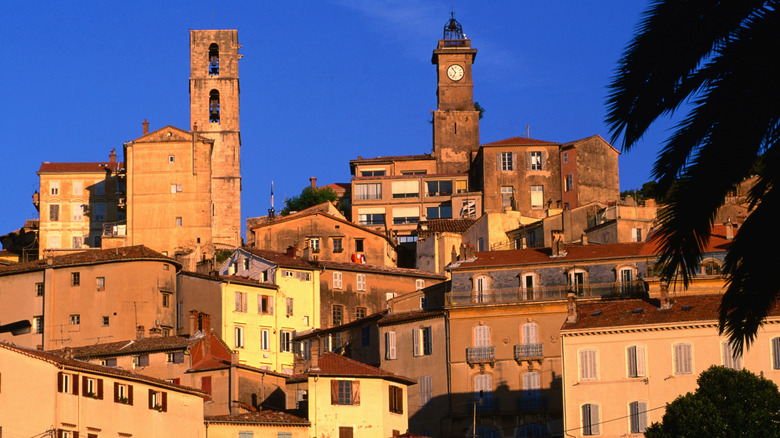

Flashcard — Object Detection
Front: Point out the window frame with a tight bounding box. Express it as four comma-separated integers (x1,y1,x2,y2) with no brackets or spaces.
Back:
627,345,646,378
581,403,600,435
389,385,404,414
356,273,366,291
629,400,648,434
333,272,343,289
235,326,245,349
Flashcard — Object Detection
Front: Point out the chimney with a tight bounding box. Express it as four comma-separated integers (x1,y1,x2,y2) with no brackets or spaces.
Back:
451,245,458,263
189,310,199,335
464,244,475,260
581,233,588,246
551,230,565,257
136,325,145,340
566,293,578,323
286,245,298,257
726,220,734,240
309,338,321,371
200,313,212,334
310,177,317,189
109,148,117,166
659,283,672,310
142,119,149,136
63,346,73,360
231,350,240,366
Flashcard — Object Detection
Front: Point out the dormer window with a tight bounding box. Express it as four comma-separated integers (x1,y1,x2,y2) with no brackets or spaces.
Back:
208,43,219,75
209,90,220,123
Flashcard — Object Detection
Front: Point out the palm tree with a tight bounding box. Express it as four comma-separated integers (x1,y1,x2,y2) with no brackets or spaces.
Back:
606,0,780,353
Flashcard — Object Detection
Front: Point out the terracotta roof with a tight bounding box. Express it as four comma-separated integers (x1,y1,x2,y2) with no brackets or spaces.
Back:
0,342,205,396
562,294,780,332
52,336,201,359
449,242,648,271
642,223,736,255
322,182,351,192
482,137,559,147
242,248,319,270
316,260,446,279
38,162,123,173
378,310,446,327
350,154,434,164
249,211,392,243
418,218,477,238
0,245,179,276
295,311,388,340
288,352,416,385
205,410,310,426
179,271,280,290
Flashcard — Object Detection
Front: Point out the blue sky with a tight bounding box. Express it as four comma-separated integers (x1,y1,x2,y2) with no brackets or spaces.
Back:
0,1,670,237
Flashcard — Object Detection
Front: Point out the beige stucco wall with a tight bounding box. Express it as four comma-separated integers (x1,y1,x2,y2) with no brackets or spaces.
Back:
205,422,309,438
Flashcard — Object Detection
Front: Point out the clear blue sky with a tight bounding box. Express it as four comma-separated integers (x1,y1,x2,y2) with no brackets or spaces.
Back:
0,1,671,238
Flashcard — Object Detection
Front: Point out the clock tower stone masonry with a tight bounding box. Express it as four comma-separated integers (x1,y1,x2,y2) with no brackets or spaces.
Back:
190,29,242,249
431,17,480,175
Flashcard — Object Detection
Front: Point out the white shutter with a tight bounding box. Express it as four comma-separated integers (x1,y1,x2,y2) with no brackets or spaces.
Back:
636,345,646,377
419,375,432,406
413,329,421,357
511,152,518,170
637,401,648,432
522,323,538,344
580,350,597,380
773,338,780,369
474,326,490,347
591,404,600,435
386,331,397,360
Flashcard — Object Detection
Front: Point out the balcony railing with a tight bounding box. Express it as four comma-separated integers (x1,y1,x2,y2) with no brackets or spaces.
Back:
355,193,382,201
446,281,647,307
466,346,495,364
514,343,544,360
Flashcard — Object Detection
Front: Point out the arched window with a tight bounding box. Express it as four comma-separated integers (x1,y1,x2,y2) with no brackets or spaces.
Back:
474,374,493,411
474,275,491,303
568,269,588,295
617,266,636,295
473,325,491,347
209,90,220,123
208,43,219,75
520,272,539,300
521,371,541,409
700,259,721,276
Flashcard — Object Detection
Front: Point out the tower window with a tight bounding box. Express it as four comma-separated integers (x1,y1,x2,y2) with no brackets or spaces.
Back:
208,43,219,75
209,90,220,123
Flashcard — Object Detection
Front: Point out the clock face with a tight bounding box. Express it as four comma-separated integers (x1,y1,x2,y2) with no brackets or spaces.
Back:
447,64,464,81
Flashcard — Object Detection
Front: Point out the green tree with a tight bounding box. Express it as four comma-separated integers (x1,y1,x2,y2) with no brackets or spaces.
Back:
645,366,780,438
280,186,338,216
606,1,780,352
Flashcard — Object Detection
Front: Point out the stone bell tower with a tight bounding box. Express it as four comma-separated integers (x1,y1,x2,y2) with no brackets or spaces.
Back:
431,15,479,174
189,29,242,249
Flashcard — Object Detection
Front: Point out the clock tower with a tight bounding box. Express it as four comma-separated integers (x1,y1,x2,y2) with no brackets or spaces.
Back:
431,16,479,174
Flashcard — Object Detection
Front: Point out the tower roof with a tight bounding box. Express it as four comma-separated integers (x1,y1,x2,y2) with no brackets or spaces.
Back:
443,14,465,41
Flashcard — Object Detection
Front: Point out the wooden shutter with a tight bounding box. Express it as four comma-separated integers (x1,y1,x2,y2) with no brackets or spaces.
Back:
352,381,360,405
413,329,420,357
202,376,212,400
72,374,79,395
386,331,397,360
636,346,646,376
97,379,104,400
496,153,502,171
591,404,600,434
269,296,274,315
162,391,168,412
58,372,64,393
511,152,518,170
331,380,339,404
114,382,120,402
82,376,88,396
148,389,154,409
235,292,241,311
128,385,134,405
773,338,780,369
627,346,638,377
522,323,538,344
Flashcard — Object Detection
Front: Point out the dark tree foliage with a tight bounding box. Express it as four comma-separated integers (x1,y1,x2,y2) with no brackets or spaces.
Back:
606,0,780,352
645,366,780,438
281,186,338,216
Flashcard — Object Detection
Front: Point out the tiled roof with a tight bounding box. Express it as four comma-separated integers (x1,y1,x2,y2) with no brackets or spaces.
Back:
53,336,201,359
642,223,736,255
449,242,648,271
482,137,559,147
562,294,780,332
242,248,319,270
350,154,434,164
295,311,388,340
0,245,178,276
205,410,310,426
378,310,446,327
418,218,476,238
322,182,351,192
38,162,123,173
316,260,446,279
179,271,280,290
248,211,392,243
288,352,416,385
0,342,205,396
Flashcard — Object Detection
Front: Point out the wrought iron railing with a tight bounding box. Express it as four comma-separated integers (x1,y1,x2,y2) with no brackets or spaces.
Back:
466,346,495,363
446,281,646,306
514,343,544,359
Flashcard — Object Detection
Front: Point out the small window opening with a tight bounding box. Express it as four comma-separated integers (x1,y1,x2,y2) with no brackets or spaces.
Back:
209,90,220,123
208,43,219,75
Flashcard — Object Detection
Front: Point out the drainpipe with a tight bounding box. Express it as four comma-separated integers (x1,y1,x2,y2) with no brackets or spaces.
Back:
444,308,453,430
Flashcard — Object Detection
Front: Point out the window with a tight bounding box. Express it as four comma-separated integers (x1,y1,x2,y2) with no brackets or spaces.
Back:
72,203,83,221
259,295,274,315
416,279,425,290
209,89,220,123
355,307,367,320
101,358,117,367
579,349,598,380
700,259,721,275
474,275,491,303
629,401,648,433
169,155,175,163
50,181,60,195
389,385,403,414
333,237,343,252
360,169,386,177
83,377,103,399
581,403,600,435
235,291,247,312
356,274,366,291
36,282,44,296
162,292,171,308
500,151,515,171
420,296,428,309
238,433,253,438
385,331,397,360
243,258,250,270
426,180,452,197
175,217,183,227
93,203,106,221
522,372,542,409
309,237,320,252
359,213,385,225
569,269,587,293
102,316,109,327
419,375,432,406
397,235,418,243
330,332,343,352
361,325,370,346
456,180,468,193
132,354,149,367
722,341,742,370
528,151,543,170
94,181,105,196
531,185,544,209
619,268,635,294
96,277,105,291
339,427,354,438
392,206,419,225
413,327,433,356
474,374,492,409
355,183,382,200
391,180,419,198
280,330,293,353
114,382,134,405
70,314,80,325
673,343,692,374
627,345,646,378
562,151,569,163
331,380,359,405
426,203,452,219
235,326,245,348
501,186,514,208
401,170,427,175
49,204,59,221
33,316,43,334
170,184,183,193
73,181,83,196
261,329,270,350
565,174,574,191
148,389,167,411
286,297,294,316
278,433,292,438
333,272,343,289
58,372,74,394
333,305,344,326
208,43,219,75
772,338,780,370
522,322,539,345
355,239,364,252
166,352,184,363
632,227,643,242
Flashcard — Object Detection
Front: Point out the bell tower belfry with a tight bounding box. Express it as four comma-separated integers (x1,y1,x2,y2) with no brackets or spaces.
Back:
431,16,479,174
189,29,242,249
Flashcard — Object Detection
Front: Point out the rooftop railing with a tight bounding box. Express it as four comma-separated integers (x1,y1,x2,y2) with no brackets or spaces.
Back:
446,281,646,307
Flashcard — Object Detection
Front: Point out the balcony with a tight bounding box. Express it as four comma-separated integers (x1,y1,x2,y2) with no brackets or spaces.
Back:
446,281,647,307
514,343,544,361
473,396,497,412
466,346,495,364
